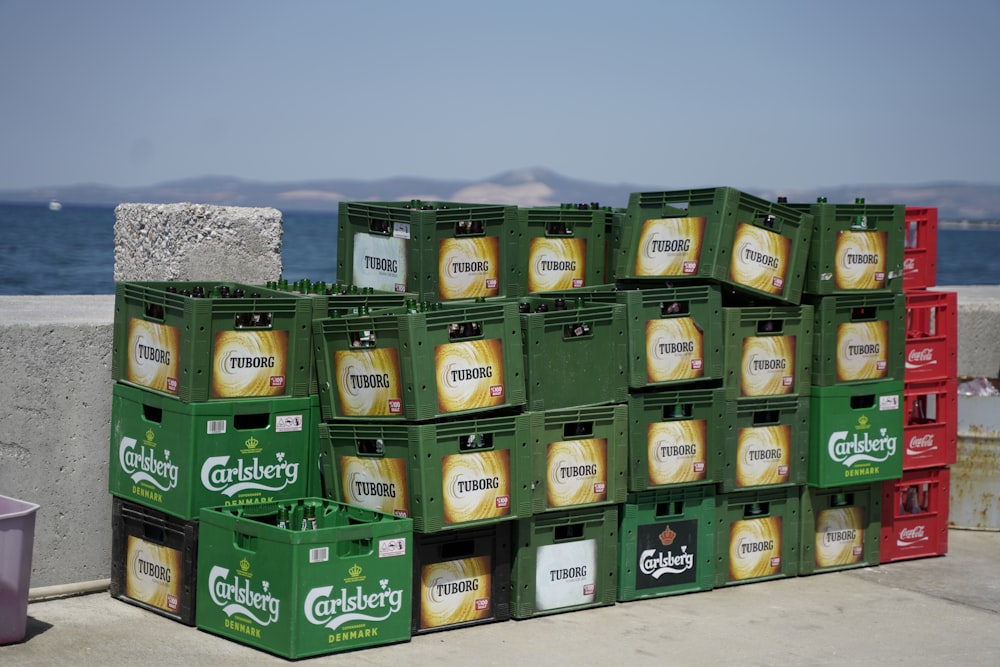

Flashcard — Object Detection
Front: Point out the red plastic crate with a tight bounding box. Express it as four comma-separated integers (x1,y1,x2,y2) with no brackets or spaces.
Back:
904,378,957,469
905,290,957,381
880,467,949,562
903,207,938,290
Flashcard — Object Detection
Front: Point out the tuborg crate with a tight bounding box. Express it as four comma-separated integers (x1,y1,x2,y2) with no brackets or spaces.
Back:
108,382,318,520
111,281,314,403
715,486,800,587
723,305,814,401
903,207,939,290
617,485,715,602
806,292,906,387
798,483,881,575
196,498,413,660
880,467,949,562
317,412,532,534
519,203,620,293
611,187,813,305
905,289,957,382
110,496,198,626
720,395,809,493
510,505,618,619
412,523,512,635
904,377,958,470
337,200,521,301
517,295,627,410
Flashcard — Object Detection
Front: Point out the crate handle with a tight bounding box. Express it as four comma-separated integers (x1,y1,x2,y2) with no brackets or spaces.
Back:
458,432,494,451
234,532,258,552
850,306,875,322
562,321,592,340
142,403,163,424
143,302,166,321
347,329,378,348
545,220,573,236
553,523,584,541
660,300,689,317
336,537,374,558
455,219,485,236
356,438,385,456
743,502,769,517
441,539,475,559
563,421,593,438
756,319,784,334
849,394,875,410
829,492,854,508
755,213,778,230
662,403,693,419
233,311,273,329
752,409,779,426
448,320,484,340
655,501,684,518
368,218,393,235
233,412,270,430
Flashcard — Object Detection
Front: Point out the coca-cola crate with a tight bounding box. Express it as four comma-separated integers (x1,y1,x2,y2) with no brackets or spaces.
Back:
905,290,958,382
904,377,958,469
903,207,938,290
720,396,809,492
411,523,512,635
714,486,800,587
880,467,950,562
798,483,881,575
518,203,619,293
723,305,814,401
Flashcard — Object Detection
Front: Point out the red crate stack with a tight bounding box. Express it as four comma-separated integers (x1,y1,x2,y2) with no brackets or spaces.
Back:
881,467,950,562
903,207,938,291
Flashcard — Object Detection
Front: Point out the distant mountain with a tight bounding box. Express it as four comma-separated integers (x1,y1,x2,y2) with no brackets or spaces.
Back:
2,168,998,220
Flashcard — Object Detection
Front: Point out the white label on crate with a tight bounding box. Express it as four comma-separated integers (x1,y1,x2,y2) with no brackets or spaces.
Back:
275,414,304,433
309,546,329,564
880,394,900,411
206,420,227,435
379,537,407,558
393,222,411,240
534,539,597,611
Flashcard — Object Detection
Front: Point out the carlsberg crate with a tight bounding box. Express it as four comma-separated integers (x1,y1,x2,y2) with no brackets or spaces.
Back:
510,505,619,619
626,385,727,492
723,305,814,401
806,292,906,387
527,404,629,514
519,203,619,293
798,483,881,575
313,299,525,422
111,281,314,402
616,485,716,602
611,187,813,305
715,486,800,587
808,380,905,488
337,199,521,301
517,295,627,410
720,396,809,493
108,382,318,520
195,498,413,660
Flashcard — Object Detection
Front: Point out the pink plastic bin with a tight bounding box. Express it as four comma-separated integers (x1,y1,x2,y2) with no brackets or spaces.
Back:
0,494,40,645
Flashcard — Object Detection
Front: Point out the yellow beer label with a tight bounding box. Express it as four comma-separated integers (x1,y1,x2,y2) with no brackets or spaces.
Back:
647,420,707,485
435,339,506,414
352,232,408,292
419,555,492,629
645,317,705,382
834,230,887,290
126,318,181,393
633,217,706,276
528,237,587,292
836,321,889,381
339,455,409,516
815,506,865,567
740,334,796,396
442,449,511,524
728,223,792,296
125,535,184,613
729,516,782,581
333,348,403,416
735,424,791,488
439,236,501,299
211,330,288,398
546,438,608,508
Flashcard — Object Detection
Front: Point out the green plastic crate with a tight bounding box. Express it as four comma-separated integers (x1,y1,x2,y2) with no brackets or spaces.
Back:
611,187,813,305
527,404,629,514
517,295,627,410
195,498,413,660
510,506,619,619
617,485,716,601
805,292,906,387
720,396,810,492
336,200,521,301
109,382,318,520
312,300,526,422
809,381,905,487
723,305,814,401
317,412,532,533
519,203,619,293
715,486,800,587
798,483,881,575
626,385,727,492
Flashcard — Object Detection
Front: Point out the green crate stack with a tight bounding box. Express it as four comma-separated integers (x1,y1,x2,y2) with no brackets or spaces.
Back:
720,395,810,493
714,486,800,587
722,305,814,402
798,483,881,575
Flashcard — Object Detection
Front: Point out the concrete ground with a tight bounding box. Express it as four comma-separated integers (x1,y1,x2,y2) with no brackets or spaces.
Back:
3,529,999,666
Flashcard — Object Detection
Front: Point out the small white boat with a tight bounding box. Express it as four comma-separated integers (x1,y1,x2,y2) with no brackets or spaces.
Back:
48,200,63,211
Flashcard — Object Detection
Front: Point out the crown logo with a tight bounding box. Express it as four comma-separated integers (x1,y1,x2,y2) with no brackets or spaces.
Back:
659,526,677,546
146,429,155,442
244,435,260,450
240,558,251,572
856,414,870,430
348,563,362,578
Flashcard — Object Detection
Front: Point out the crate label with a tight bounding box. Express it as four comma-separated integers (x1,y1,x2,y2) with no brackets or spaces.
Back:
393,222,411,240
333,348,403,417
211,330,289,398
735,424,792,488
647,419,708,485
206,560,282,627
200,436,303,502
740,334,796,397
438,236,501,299
207,420,227,435
378,537,407,558
815,506,865,567
435,339,507,413
124,535,184,613
645,317,706,382
442,449,512,524
728,223,792,296
352,232,408,292
728,516,783,581
125,318,181,394
824,411,900,479
116,432,180,504
534,538,597,611
880,394,899,411
527,237,588,293
633,216,705,277
634,519,698,589
275,414,303,433
309,546,330,564
419,555,492,629
834,230,888,290
545,438,608,508
339,455,409,516
302,566,407,636
836,321,890,382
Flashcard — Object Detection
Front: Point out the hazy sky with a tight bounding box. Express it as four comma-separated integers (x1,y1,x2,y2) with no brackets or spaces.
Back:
2,1,998,192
